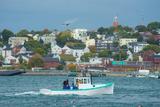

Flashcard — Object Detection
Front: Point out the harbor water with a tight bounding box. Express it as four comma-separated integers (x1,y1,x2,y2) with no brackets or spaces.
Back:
0,76,160,107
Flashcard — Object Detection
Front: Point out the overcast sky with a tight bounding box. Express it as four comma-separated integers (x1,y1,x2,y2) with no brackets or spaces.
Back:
0,0,160,32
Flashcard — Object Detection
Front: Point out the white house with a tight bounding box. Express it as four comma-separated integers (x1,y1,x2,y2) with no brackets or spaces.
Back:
51,41,62,54
89,57,102,64
119,38,137,46
33,34,39,41
97,34,105,39
84,37,96,47
128,42,149,53
39,33,56,44
2,45,13,58
27,34,33,37
72,47,90,62
62,45,72,55
8,37,28,46
18,46,27,54
72,29,87,41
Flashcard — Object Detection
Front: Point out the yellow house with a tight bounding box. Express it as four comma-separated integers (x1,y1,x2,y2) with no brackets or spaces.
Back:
119,38,137,46
85,37,95,47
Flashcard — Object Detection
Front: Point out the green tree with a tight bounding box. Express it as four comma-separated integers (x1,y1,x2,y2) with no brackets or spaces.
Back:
0,55,4,61
120,45,128,50
1,29,14,44
56,31,73,47
113,41,119,47
16,29,29,37
35,48,45,56
81,52,95,62
24,40,48,56
19,60,28,70
56,65,64,70
97,27,107,35
98,49,112,57
123,26,133,32
143,44,160,53
147,21,160,33
133,54,139,61
18,55,24,64
28,53,44,68
113,51,128,61
66,42,86,49
88,31,97,39
60,54,76,61
147,36,159,45
43,43,51,54
135,25,147,32
107,27,115,35
131,32,144,42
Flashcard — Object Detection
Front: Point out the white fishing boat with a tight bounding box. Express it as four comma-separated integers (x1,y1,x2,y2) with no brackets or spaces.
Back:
40,74,114,96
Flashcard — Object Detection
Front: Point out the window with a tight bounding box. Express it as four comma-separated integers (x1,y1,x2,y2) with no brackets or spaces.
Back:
84,79,87,84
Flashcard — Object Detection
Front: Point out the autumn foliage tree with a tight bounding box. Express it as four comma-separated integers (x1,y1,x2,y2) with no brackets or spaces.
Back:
28,53,44,68
67,63,76,71
88,46,96,53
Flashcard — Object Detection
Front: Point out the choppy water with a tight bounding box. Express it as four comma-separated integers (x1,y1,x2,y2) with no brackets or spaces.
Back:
0,76,160,107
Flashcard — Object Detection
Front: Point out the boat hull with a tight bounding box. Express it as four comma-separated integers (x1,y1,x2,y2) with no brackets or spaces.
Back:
40,82,114,96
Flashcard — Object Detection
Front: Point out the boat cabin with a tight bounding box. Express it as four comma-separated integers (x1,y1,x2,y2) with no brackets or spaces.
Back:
74,77,93,89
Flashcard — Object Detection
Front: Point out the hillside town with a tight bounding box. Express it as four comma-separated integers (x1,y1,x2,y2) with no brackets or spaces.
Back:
1,18,160,73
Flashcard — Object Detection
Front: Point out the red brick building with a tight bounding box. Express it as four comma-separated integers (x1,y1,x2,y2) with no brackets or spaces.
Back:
142,50,155,61
43,57,60,69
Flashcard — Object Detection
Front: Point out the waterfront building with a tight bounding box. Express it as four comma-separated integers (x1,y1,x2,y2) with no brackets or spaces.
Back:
42,55,60,69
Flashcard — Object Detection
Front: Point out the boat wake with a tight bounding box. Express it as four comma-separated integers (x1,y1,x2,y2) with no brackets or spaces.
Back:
3,91,40,97
14,91,40,96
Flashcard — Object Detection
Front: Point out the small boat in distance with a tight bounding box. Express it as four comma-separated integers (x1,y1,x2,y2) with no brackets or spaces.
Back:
40,72,114,96
0,70,25,76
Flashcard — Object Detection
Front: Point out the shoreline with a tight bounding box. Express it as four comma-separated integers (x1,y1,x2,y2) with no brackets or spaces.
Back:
20,71,68,76
1,70,159,77
19,71,128,77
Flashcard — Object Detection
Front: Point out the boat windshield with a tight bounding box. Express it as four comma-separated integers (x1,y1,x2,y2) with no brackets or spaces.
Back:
75,77,91,85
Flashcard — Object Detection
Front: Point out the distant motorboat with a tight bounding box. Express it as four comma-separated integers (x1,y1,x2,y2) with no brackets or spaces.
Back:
127,69,150,78
138,69,150,76
148,74,159,79
0,70,25,76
